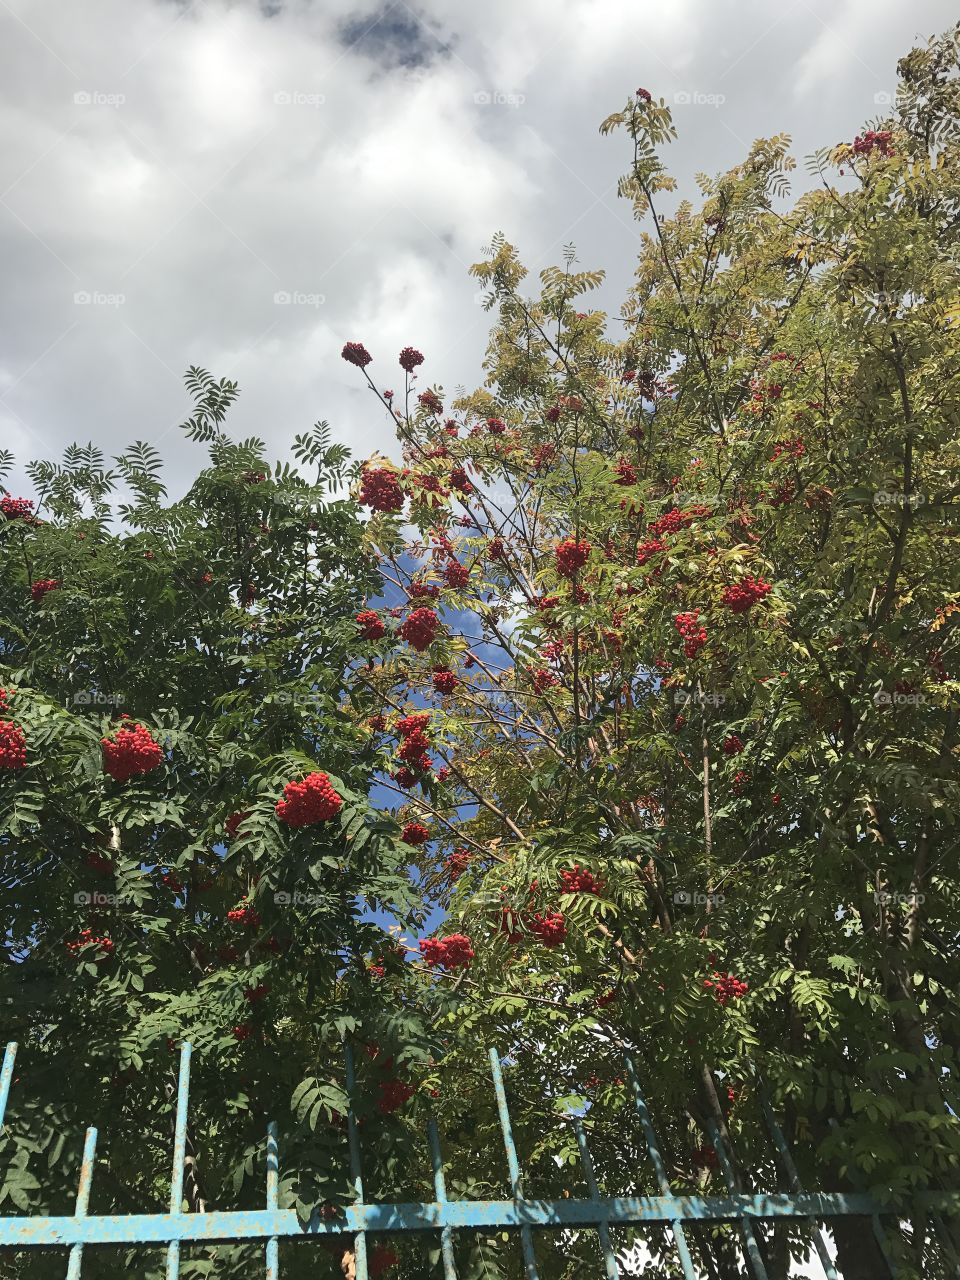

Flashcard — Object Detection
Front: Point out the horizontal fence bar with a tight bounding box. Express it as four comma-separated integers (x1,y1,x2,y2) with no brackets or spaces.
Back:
0,1193,919,1247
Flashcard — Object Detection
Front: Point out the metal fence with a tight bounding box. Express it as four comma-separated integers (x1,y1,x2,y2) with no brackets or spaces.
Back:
0,1037,956,1279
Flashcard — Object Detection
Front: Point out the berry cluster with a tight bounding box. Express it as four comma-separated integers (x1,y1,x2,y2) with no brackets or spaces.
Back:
31,578,60,603
356,609,386,640
243,982,269,1004
432,669,457,695
704,971,749,1005
67,930,114,958
529,912,567,947
674,610,707,659
369,1244,399,1278
0,720,26,770
721,575,771,614
770,436,805,462
636,538,666,566
341,342,373,368
419,933,475,969
732,769,750,795
232,1024,252,1041
648,506,709,538
486,417,506,434
443,559,470,588
227,900,261,929
852,129,894,157
636,87,652,102
275,771,343,826
614,458,638,485
359,467,404,513
418,389,443,414
399,346,424,372
399,607,441,651
401,821,430,846
722,734,744,756
559,864,605,895
225,809,250,840
443,848,472,881
532,443,558,469
448,466,473,494
378,1079,415,1114
555,538,591,578
1,494,34,519
101,722,163,782
531,668,560,694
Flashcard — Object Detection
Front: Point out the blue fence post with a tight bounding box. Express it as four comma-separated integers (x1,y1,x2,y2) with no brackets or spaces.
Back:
704,1118,768,1280
0,1043,16,1129
572,1117,620,1280
427,1116,458,1280
756,1080,839,1280
266,1121,279,1280
344,1042,369,1280
623,1054,698,1280
64,1126,98,1280
165,1042,192,1280
488,1049,539,1280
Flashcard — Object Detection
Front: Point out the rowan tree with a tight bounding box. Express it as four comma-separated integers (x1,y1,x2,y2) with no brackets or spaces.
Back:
343,23,960,1280
0,371,435,1280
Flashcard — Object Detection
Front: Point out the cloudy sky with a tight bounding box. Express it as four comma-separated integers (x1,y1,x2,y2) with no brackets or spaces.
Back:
1,0,955,500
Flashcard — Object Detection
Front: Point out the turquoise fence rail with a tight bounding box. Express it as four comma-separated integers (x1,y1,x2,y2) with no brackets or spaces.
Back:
0,1038,956,1278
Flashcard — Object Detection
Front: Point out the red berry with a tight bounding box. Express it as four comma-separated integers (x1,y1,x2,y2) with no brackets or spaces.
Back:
275,772,343,826
101,722,163,782
341,342,372,368
356,609,386,640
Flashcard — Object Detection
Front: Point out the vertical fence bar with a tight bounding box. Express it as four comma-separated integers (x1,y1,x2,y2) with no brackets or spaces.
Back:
757,1083,838,1280
65,1127,98,1280
704,1119,768,1280
165,1042,193,1280
572,1117,620,1280
488,1049,539,1280
427,1116,458,1280
623,1054,697,1280
0,1043,17,1128
265,1121,279,1280
344,1043,369,1280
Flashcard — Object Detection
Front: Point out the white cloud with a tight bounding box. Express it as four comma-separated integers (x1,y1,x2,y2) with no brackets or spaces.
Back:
0,0,955,498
